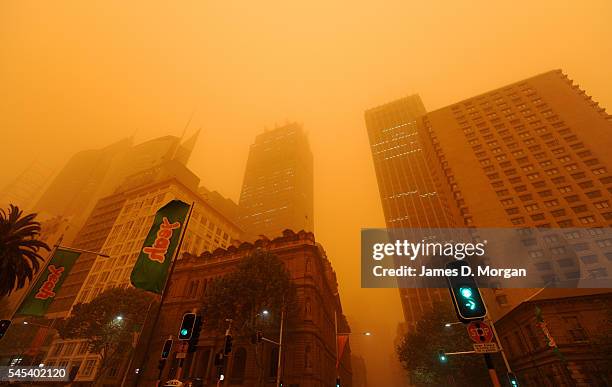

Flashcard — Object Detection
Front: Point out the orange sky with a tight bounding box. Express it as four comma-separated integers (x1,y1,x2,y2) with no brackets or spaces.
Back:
2,1,611,384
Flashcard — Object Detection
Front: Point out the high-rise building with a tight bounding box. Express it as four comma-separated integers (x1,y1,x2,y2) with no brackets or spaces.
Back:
238,123,314,239
365,96,451,328
43,160,243,383
366,70,612,325
415,70,612,317
33,133,199,244
0,162,53,210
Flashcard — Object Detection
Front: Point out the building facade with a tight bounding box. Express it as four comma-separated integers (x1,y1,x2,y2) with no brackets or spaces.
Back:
367,71,612,326
238,123,314,239
495,289,612,386
415,69,612,317
33,133,199,245
364,95,452,328
135,230,352,387
41,161,243,384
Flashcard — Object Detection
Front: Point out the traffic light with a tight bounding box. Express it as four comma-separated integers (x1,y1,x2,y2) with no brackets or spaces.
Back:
507,372,519,386
0,320,11,340
446,260,487,322
178,313,197,340
188,316,202,353
223,334,233,355
336,377,341,387
437,349,447,364
160,338,173,359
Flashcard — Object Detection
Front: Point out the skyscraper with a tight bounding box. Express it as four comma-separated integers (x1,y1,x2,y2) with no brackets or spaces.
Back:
0,162,53,210
238,123,314,239
43,160,243,383
365,96,451,328
415,69,612,317
367,70,612,324
33,133,199,243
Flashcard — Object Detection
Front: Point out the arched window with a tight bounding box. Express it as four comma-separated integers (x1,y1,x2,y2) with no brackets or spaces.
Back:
230,347,247,384
304,345,312,369
305,298,312,319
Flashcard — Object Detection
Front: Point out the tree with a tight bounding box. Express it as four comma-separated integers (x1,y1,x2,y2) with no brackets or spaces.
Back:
0,205,50,298
396,300,491,386
201,250,296,334
58,287,154,384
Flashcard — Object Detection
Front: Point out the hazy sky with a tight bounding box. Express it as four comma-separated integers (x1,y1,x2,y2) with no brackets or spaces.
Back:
2,1,611,384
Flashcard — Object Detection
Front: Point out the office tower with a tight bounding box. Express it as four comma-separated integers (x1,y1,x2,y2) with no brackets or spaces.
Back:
43,160,243,383
416,69,612,317
367,71,612,325
365,95,458,229
0,162,53,210
238,123,314,239
46,159,243,317
365,95,451,328
33,133,199,243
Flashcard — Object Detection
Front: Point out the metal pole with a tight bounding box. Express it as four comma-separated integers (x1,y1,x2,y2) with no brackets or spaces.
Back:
334,310,338,370
275,308,284,387
486,316,512,374
484,353,502,387
120,299,154,387
55,245,110,257
133,202,195,387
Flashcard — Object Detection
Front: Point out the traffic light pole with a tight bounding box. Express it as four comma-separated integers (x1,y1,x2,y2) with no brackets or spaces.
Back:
275,307,285,387
133,202,195,387
484,353,502,387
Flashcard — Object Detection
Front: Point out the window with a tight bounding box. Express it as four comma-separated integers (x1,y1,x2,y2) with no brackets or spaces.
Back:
563,316,587,341
230,347,247,383
304,346,312,369
525,323,541,350
78,342,89,355
51,343,64,357
81,359,97,376
579,216,596,224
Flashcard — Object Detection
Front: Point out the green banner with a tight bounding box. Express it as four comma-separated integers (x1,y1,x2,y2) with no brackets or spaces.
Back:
130,200,190,294
16,249,81,316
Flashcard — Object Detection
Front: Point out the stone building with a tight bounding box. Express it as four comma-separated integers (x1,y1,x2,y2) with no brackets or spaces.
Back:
135,229,352,387
494,289,612,386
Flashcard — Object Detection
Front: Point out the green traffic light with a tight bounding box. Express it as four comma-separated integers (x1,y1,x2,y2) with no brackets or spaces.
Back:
180,328,188,336
460,287,472,298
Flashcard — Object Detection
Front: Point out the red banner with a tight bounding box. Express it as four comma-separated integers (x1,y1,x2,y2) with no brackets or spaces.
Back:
336,334,349,369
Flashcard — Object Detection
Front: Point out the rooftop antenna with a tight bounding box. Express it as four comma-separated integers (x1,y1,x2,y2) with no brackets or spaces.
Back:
180,109,196,141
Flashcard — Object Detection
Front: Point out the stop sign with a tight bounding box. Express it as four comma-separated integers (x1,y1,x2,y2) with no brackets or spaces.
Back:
467,321,493,343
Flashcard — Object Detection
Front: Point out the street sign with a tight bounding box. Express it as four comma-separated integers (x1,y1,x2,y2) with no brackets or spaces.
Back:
467,321,493,343
473,342,499,353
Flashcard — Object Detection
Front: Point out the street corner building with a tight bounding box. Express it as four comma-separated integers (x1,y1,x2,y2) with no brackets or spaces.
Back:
494,289,612,385
136,229,352,387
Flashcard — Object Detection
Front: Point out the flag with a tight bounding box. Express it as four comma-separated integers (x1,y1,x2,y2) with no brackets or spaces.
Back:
336,334,349,369
130,200,191,294
16,249,81,316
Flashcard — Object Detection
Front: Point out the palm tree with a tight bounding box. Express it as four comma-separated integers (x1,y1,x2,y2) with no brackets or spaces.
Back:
0,205,50,298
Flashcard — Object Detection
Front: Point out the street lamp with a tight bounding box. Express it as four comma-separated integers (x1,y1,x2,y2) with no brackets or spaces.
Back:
115,315,124,321
262,310,270,316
